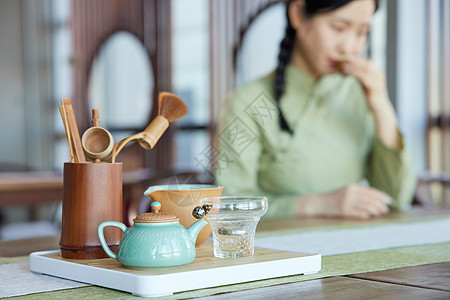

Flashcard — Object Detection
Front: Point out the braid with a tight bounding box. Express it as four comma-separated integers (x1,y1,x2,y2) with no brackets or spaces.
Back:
274,21,296,134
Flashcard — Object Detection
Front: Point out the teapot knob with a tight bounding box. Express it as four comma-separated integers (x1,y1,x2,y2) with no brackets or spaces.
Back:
192,206,205,219
192,204,211,219
151,201,161,213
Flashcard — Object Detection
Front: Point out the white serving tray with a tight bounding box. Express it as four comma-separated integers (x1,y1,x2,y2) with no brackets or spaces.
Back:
29,242,321,297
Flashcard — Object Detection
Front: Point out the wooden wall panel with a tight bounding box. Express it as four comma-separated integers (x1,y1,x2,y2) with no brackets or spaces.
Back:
209,0,281,124
70,0,172,171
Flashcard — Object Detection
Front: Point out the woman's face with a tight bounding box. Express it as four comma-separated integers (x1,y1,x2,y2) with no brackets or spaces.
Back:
290,0,376,78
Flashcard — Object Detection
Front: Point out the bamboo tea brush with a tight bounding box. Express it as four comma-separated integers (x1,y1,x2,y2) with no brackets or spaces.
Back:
111,92,188,163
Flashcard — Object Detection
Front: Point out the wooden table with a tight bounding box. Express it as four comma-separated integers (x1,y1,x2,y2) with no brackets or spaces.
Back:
1,207,449,299
0,172,63,206
0,172,64,221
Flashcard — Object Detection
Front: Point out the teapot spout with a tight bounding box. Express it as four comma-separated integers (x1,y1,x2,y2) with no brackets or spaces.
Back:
187,219,208,242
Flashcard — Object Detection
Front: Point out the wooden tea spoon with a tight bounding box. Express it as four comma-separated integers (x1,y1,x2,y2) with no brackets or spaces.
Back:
110,92,188,163
81,109,115,163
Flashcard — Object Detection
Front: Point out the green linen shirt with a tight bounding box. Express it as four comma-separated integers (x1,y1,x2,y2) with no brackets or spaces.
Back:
215,64,417,218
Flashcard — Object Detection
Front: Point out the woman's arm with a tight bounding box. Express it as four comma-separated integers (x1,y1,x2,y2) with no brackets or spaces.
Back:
341,57,402,150
341,58,416,209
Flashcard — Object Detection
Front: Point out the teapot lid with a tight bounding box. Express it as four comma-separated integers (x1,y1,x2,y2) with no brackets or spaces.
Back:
133,201,178,223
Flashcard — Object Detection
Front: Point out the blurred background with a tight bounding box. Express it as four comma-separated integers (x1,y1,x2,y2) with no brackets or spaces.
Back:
0,0,449,240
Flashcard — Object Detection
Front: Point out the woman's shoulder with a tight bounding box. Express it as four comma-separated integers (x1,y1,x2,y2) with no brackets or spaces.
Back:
228,71,276,109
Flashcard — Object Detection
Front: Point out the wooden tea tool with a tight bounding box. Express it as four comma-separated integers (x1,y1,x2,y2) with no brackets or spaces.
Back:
59,104,74,163
81,109,114,163
110,92,188,163
60,98,86,163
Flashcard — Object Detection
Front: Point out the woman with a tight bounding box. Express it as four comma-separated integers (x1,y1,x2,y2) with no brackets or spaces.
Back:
215,0,416,219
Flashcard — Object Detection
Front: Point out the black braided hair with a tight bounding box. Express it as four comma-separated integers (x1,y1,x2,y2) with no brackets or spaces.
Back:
274,0,380,134
274,21,296,134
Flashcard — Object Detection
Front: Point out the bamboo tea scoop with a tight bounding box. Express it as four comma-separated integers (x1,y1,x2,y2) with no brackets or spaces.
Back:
110,92,188,163
82,109,115,162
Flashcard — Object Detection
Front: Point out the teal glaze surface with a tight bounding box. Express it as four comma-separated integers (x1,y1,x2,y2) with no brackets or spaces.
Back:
98,219,207,269
144,184,221,196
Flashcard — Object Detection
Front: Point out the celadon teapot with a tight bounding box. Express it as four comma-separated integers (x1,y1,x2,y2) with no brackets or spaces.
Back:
98,201,207,269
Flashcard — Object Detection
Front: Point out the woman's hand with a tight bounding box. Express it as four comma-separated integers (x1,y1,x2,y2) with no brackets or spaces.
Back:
296,183,391,219
341,57,402,150
341,57,389,112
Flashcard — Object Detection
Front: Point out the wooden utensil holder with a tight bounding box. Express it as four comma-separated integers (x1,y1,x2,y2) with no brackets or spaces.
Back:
60,162,123,259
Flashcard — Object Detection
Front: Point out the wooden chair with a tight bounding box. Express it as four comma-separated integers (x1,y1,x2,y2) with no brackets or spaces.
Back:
414,172,450,207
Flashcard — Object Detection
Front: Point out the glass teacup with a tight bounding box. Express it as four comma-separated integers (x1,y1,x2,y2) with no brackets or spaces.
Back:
199,196,268,258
